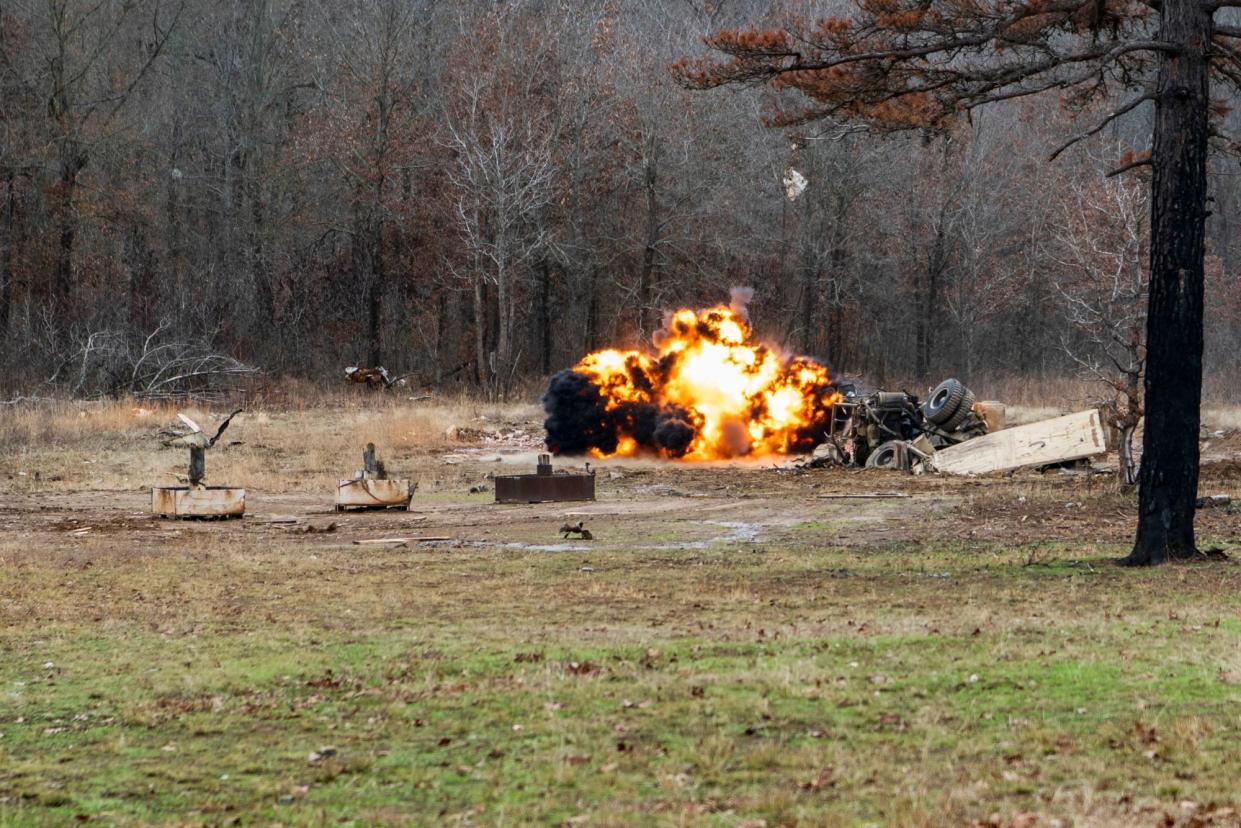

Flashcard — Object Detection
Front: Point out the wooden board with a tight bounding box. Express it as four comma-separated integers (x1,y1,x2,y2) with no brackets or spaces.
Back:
152,486,246,518
932,409,1107,475
335,479,413,510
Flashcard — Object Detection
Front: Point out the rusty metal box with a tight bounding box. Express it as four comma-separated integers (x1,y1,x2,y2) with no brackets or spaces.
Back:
495,455,595,503
335,478,415,510
152,486,246,518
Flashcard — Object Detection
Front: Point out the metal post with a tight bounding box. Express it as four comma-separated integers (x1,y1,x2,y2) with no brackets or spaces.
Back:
189,447,205,487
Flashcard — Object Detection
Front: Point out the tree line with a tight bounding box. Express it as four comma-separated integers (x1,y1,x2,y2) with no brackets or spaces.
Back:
1,0,1239,403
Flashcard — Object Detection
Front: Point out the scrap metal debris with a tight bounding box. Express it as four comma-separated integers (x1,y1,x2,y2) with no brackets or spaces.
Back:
291,522,337,534
336,443,416,511
495,455,596,504
153,410,246,519
560,521,594,540
162,409,242,452
345,366,412,389
791,378,1109,477
791,378,989,472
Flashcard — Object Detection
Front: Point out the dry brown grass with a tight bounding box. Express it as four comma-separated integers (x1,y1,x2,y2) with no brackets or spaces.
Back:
0,390,543,494
4,378,1239,500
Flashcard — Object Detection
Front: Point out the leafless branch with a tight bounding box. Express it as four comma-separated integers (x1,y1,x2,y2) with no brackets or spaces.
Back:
1049,92,1155,161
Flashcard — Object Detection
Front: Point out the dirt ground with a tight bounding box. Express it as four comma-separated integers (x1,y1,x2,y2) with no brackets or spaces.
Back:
3,425,1239,562
2,399,1240,826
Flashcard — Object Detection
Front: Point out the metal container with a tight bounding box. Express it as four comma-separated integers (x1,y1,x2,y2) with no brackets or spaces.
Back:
152,486,246,519
495,455,595,503
335,478,415,510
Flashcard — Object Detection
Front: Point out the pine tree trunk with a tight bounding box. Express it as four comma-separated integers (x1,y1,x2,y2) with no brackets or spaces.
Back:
1123,0,1210,565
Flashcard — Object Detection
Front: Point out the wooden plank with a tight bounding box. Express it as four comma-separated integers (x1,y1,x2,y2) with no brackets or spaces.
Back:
815,493,910,500
352,536,451,545
932,409,1107,475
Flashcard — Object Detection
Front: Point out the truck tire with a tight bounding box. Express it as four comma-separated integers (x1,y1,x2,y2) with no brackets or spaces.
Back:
865,440,907,470
922,379,967,425
940,388,977,432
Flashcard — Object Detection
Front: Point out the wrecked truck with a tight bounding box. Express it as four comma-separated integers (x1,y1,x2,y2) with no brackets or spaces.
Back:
817,379,1001,470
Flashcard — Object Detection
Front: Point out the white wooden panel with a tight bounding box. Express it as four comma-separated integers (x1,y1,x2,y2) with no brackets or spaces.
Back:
933,409,1107,475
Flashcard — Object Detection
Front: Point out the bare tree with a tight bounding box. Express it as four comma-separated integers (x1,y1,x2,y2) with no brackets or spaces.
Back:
1050,164,1149,486
0,0,183,316
442,9,558,399
1,0,1240,438
312,0,431,368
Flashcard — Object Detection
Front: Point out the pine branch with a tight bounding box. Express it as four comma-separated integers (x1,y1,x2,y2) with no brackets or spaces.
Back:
1049,92,1156,161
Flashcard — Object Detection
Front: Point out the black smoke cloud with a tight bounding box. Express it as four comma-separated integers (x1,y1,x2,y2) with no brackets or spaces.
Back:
542,369,697,457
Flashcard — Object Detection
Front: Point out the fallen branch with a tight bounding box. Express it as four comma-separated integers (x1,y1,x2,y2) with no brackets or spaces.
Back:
816,492,911,500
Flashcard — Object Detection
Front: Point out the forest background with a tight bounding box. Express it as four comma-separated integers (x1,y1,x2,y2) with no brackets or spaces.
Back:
2,0,1239,402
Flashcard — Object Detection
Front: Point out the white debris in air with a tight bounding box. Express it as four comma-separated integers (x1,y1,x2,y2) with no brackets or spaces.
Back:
783,168,808,201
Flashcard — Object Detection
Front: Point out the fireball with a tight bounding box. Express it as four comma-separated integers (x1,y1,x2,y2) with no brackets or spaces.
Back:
543,298,842,460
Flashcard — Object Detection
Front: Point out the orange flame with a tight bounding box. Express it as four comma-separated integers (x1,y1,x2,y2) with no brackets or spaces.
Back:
566,303,842,460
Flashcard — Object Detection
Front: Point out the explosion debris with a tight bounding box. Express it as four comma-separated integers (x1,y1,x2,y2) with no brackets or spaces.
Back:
543,293,843,460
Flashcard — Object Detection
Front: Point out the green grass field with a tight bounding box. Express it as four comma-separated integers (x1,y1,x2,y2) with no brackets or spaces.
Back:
3,536,1238,827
